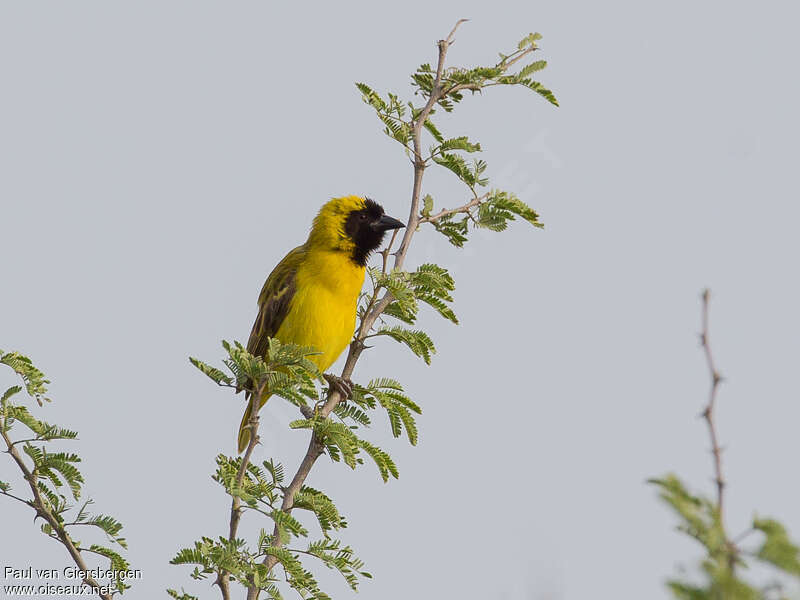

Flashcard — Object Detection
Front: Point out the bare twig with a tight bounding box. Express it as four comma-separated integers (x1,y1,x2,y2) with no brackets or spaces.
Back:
699,289,738,569
380,228,400,275
699,289,726,518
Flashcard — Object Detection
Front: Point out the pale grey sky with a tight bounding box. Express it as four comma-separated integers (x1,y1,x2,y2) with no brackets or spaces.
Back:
1,2,799,599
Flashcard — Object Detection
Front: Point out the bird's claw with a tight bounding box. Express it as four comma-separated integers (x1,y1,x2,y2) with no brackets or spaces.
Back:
323,373,353,405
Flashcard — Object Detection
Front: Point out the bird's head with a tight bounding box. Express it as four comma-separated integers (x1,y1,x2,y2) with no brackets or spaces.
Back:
308,196,405,266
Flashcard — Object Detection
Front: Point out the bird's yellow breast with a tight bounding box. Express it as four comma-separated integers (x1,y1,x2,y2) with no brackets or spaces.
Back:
275,249,365,372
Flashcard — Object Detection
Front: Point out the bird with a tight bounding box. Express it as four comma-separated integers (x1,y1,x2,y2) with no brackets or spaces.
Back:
237,195,405,453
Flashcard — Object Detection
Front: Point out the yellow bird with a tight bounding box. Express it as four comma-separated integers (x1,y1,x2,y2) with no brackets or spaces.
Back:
238,196,405,452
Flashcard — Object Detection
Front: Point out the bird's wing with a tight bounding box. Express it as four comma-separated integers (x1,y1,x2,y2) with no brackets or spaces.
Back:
246,244,306,359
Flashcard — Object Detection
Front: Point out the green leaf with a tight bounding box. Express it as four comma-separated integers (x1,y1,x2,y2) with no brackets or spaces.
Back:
2,385,21,404
517,78,559,106
517,60,548,79
270,508,309,544
167,589,199,600
87,544,131,591
432,214,469,247
75,513,127,548
411,70,435,95
438,136,482,153
356,438,399,482
189,357,233,386
410,263,456,299
416,293,458,324
4,405,46,436
432,151,476,188
36,480,66,514
422,119,444,143
334,402,371,427
379,113,410,145
649,474,720,552
300,420,360,469
213,455,279,507
355,82,386,111
1,350,50,404
362,379,420,446
753,517,800,575
262,546,305,581
475,190,544,233
37,423,79,441
372,326,436,364
517,32,543,50
421,194,434,218
490,190,544,228
34,450,84,501
263,458,285,485
293,486,346,533
383,300,417,324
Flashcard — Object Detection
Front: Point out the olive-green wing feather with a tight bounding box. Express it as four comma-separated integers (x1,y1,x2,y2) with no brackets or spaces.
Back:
238,244,305,453
246,244,306,359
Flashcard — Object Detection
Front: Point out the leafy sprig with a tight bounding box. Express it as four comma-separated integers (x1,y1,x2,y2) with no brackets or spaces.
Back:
356,29,554,247
0,349,131,597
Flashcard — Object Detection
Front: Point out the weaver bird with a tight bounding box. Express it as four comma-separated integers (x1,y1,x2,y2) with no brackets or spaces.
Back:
238,195,405,452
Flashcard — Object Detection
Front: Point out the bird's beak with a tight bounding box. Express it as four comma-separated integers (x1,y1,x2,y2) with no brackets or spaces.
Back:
371,214,405,232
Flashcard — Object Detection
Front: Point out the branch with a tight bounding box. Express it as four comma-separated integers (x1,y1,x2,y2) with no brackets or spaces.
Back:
699,289,737,569
440,42,537,98
216,383,264,600
0,425,113,600
246,19,469,599
699,289,725,518
419,192,489,224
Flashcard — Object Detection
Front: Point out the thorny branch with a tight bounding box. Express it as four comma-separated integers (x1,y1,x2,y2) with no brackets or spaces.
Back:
700,290,725,518
699,289,738,569
245,19,470,600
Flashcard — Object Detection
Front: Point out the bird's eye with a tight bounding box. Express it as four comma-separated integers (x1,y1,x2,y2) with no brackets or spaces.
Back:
359,213,368,220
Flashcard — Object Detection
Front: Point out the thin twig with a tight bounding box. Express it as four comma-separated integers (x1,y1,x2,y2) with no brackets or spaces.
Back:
700,289,726,519
0,488,31,505
380,228,400,275
699,289,737,570
216,383,264,600
419,192,489,224
441,44,536,97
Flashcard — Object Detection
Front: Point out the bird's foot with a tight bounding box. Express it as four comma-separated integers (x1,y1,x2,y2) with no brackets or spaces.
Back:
323,373,353,405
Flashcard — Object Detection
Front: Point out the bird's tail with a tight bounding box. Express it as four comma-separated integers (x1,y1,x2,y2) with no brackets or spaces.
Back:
237,391,270,453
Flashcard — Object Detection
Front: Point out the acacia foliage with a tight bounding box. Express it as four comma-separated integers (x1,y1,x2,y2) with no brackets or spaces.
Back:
651,474,800,599
0,350,132,595
171,27,557,600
